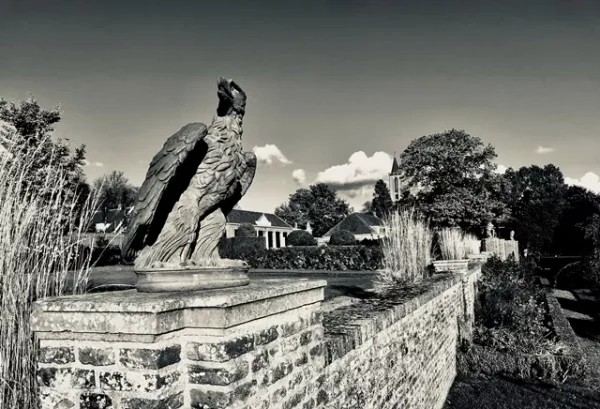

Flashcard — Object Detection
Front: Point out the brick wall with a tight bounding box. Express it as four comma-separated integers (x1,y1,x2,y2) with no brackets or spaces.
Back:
36,268,480,409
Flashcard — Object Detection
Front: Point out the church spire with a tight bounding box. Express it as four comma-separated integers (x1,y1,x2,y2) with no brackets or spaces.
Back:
390,153,400,175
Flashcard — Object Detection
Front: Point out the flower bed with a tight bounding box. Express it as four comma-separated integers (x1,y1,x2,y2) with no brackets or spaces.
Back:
459,256,588,385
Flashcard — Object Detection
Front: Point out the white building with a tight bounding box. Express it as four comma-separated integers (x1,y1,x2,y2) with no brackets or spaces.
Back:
319,212,389,244
224,209,294,250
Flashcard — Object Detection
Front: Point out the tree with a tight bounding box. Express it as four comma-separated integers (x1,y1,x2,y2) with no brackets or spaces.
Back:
275,183,351,237
0,97,90,227
554,186,600,256
504,164,567,255
92,171,139,226
371,179,393,219
397,129,507,233
361,201,374,213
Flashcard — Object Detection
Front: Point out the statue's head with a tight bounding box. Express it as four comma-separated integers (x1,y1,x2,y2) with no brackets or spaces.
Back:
217,77,247,116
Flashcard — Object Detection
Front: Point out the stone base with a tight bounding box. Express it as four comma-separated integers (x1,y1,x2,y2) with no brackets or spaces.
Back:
134,266,250,293
432,259,470,274
31,279,326,409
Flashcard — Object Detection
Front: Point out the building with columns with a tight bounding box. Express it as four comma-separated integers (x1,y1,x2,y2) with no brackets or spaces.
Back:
224,209,294,250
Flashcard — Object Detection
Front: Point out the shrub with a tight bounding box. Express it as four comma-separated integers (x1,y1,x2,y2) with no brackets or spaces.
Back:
329,230,356,246
219,236,265,260
377,209,433,287
475,255,554,354
0,125,97,408
359,238,382,246
287,230,317,246
235,223,256,237
241,245,383,271
437,228,468,260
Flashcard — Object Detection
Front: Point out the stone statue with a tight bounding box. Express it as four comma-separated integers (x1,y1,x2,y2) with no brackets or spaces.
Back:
510,230,515,241
485,222,495,238
123,77,256,271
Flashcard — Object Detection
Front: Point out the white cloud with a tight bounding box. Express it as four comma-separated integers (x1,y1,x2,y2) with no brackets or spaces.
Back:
495,164,508,174
252,144,292,165
95,162,104,167
536,146,554,154
314,151,393,190
83,160,104,167
565,172,600,194
292,169,306,185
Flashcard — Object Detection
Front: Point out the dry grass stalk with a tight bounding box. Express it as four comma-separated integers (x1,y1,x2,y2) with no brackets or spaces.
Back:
0,123,98,409
464,233,481,256
438,228,469,260
377,208,433,289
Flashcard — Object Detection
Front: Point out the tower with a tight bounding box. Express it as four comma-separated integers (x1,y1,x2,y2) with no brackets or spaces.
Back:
389,153,402,203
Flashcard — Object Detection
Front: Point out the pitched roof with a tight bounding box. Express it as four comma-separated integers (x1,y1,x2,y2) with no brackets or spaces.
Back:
323,212,383,237
226,209,292,229
390,155,400,175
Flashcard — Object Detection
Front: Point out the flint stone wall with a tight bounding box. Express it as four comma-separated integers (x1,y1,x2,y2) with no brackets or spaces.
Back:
34,267,480,409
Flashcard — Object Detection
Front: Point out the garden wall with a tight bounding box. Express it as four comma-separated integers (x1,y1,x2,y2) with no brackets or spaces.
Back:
32,266,481,409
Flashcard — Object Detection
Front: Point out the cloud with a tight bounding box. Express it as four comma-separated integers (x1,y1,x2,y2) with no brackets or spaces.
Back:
252,144,292,165
565,172,600,194
292,169,306,185
536,146,554,154
314,151,393,191
83,160,104,167
495,164,508,174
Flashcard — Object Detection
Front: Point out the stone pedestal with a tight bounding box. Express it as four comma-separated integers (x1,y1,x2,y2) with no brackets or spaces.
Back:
31,279,326,409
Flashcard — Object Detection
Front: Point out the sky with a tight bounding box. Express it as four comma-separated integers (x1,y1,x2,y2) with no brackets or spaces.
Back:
1,0,600,212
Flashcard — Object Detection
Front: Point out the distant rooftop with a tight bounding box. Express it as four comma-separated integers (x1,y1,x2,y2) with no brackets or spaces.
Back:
323,212,383,237
226,209,292,229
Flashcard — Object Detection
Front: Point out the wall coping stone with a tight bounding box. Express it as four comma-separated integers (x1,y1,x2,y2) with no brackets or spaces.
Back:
32,279,326,340
321,263,482,365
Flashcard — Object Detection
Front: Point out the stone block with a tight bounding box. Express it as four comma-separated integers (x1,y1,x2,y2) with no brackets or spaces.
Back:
188,361,249,386
187,335,255,362
39,346,75,364
79,347,115,366
119,345,181,369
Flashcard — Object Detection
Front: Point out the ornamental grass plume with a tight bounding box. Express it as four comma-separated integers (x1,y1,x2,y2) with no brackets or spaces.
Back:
376,208,433,289
0,121,98,409
437,228,469,260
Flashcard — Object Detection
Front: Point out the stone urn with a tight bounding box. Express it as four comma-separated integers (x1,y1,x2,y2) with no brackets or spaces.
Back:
432,259,470,274
134,264,250,293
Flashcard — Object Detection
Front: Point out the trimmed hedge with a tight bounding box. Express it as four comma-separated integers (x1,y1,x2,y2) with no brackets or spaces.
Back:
287,230,317,246
329,230,357,246
242,245,383,270
219,236,266,260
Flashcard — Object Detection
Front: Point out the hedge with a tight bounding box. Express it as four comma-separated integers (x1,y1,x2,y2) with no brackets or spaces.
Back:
241,245,383,271
218,236,266,260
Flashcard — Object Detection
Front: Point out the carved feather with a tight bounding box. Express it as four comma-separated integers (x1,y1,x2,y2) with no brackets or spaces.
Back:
240,152,257,197
122,122,208,256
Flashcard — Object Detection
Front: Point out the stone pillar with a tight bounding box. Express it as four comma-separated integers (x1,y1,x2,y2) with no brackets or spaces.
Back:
31,280,326,409
281,233,286,248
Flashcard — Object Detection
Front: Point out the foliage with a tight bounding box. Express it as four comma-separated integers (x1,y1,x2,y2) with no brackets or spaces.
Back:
437,228,468,260
92,170,139,228
503,165,566,255
377,208,433,288
475,256,556,355
397,129,509,233
235,223,257,238
219,236,265,260
287,230,317,246
360,200,374,213
0,132,97,408
371,179,393,219
275,183,351,237
240,245,383,271
329,229,357,246
553,185,600,256
0,98,91,225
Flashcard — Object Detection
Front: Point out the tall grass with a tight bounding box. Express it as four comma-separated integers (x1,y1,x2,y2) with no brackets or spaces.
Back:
377,208,433,288
464,233,481,256
437,228,469,260
0,122,97,409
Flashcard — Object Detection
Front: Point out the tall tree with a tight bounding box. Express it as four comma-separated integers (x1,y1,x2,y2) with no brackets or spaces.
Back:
371,179,393,218
504,164,567,255
275,183,351,237
554,185,600,256
397,129,508,233
92,171,139,225
361,201,374,213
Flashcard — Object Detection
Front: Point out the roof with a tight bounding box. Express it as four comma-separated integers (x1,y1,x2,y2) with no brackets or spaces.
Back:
323,212,383,237
92,207,133,231
226,209,293,229
390,155,400,175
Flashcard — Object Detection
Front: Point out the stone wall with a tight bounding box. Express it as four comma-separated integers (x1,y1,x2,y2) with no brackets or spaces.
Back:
483,238,520,262
33,267,481,409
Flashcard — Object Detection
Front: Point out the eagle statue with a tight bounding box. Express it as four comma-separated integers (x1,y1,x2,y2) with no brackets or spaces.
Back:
122,77,257,270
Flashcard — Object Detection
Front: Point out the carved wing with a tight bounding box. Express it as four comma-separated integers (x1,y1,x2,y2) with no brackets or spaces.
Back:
240,151,257,197
122,122,209,256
